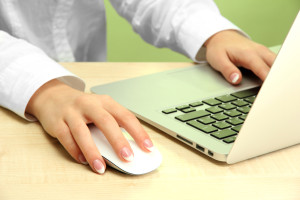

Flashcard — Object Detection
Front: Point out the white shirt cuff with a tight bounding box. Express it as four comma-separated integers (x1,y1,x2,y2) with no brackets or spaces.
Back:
0,53,85,121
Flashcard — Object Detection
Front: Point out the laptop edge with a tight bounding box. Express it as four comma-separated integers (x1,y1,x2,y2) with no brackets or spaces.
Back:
227,11,300,164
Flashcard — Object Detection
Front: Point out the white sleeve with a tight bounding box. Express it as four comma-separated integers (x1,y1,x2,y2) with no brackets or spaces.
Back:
0,31,85,121
109,0,246,61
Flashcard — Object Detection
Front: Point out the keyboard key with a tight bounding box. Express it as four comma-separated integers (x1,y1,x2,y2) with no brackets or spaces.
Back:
216,94,237,103
232,125,242,132
197,116,216,125
237,106,251,114
239,114,248,120
211,113,229,121
232,99,249,107
187,120,218,133
219,103,236,110
182,108,196,113
162,108,177,114
211,129,237,139
189,101,203,107
244,96,256,103
226,117,244,126
231,87,260,98
223,136,237,143
175,110,210,122
213,121,231,129
224,110,242,117
176,105,190,110
205,106,223,114
203,98,222,106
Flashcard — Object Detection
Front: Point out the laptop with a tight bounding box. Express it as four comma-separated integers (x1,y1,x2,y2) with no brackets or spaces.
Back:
91,11,300,164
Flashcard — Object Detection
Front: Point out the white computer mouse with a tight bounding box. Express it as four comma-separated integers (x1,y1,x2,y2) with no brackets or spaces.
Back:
89,124,162,175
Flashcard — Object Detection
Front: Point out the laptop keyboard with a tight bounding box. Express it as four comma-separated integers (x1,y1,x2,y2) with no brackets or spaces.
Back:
162,87,260,144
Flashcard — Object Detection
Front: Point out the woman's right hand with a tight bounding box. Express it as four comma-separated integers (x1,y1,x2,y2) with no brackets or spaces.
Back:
26,79,154,174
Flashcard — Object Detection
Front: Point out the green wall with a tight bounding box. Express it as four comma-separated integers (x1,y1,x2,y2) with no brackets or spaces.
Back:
104,0,300,62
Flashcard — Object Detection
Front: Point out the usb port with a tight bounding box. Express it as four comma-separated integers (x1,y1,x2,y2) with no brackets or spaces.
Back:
196,144,205,152
208,150,214,157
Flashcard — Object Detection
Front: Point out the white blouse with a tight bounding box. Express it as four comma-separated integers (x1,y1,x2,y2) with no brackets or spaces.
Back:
0,0,241,120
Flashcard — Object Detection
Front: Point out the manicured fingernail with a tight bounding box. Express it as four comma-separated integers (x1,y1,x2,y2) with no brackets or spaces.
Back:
230,73,240,84
93,159,105,174
78,154,88,165
121,147,134,162
143,139,154,152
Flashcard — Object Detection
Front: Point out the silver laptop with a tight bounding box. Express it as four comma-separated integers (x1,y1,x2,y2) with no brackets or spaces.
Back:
91,11,300,164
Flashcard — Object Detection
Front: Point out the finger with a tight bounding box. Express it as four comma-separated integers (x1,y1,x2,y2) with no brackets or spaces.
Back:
84,103,134,162
42,120,87,165
65,115,106,174
100,95,154,152
207,50,242,85
53,122,88,165
259,46,277,67
237,53,271,81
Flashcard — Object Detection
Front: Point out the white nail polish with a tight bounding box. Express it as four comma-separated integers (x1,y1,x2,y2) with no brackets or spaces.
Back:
121,147,134,162
124,154,134,162
145,146,155,152
78,154,88,165
93,159,105,174
230,73,240,84
143,139,154,152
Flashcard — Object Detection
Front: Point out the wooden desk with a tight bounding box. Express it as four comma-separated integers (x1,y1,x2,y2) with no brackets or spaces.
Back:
1,63,299,200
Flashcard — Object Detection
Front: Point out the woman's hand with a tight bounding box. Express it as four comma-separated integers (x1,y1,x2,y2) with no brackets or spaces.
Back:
26,79,154,174
204,30,277,84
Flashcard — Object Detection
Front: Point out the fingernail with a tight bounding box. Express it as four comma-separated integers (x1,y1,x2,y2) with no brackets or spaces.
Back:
121,147,134,162
230,73,240,84
143,139,154,152
78,154,88,165
93,159,105,174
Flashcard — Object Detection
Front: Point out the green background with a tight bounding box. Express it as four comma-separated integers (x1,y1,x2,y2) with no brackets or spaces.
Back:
104,0,300,62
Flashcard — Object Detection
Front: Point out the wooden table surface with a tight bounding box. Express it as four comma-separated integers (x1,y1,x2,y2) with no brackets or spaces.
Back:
0,62,299,200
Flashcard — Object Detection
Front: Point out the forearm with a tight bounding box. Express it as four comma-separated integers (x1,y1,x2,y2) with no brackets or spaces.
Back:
0,31,85,120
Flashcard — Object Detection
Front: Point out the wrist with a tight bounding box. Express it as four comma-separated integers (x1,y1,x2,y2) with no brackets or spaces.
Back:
26,79,71,119
204,30,243,47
